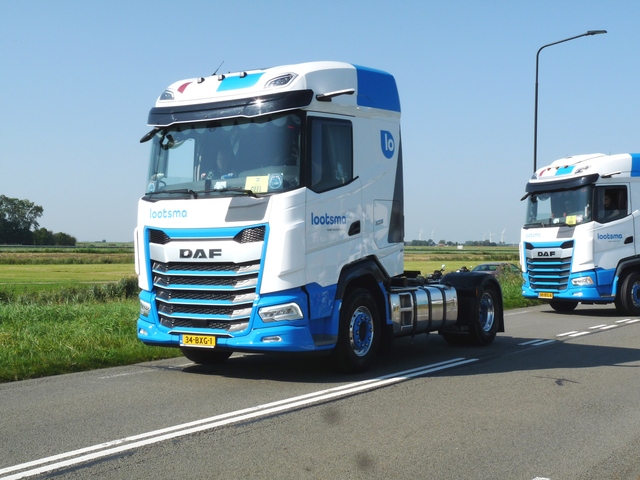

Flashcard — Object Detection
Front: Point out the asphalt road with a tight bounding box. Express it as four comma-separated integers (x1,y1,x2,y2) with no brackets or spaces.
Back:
2,304,640,480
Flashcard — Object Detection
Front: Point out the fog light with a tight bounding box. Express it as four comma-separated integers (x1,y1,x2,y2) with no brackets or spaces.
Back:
139,328,149,336
262,336,283,343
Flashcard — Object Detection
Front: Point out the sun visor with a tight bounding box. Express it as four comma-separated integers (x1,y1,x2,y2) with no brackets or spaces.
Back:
525,173,600,194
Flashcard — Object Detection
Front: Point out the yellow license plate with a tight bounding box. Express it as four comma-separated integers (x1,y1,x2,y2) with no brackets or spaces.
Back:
538,292,554,299
181,334,216,347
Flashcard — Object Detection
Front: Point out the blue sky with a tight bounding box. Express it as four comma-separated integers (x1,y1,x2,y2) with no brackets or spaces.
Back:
1,0,638,244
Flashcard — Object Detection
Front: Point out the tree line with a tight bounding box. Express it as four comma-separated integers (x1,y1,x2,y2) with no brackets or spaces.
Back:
0,195,76,246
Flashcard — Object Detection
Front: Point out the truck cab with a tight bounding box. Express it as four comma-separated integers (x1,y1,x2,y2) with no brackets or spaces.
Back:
136,61,503,372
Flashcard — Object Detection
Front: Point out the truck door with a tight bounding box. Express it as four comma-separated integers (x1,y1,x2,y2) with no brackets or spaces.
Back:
305,115,362,289
593,185,635,270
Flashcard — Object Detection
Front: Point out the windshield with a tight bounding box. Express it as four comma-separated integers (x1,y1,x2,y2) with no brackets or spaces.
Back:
145,112,302,197
524,185,593,227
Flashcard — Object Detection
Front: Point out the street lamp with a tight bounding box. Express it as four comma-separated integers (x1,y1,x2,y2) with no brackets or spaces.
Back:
533,30,607,172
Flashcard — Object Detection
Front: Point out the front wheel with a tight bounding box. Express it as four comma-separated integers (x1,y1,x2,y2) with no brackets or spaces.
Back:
618,272,640,316
331,288,381,373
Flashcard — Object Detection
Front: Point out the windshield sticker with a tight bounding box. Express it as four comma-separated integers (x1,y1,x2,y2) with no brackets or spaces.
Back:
244,176,269,193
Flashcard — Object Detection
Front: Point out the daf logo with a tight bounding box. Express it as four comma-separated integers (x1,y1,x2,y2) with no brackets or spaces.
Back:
179,248,222,259
537,251,556,257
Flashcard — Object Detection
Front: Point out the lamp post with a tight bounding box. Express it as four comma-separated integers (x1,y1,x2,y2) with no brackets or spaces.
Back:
533,30,607,172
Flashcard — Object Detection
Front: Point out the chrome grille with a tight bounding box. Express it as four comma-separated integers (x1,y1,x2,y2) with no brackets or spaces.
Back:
152,260,259,273
153,273,258,287
156,287,253,302
525,241,573,292
149,227,263,333
159,315,248,331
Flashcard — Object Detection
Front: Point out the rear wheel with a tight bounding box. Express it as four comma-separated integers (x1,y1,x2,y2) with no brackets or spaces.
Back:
618,272,640,316
549,300,578,312
441,283,500,346
180,347,232,365
468,284,499,346
331,288,380,373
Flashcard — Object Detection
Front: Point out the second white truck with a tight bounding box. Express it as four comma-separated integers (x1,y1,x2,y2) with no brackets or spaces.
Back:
521,152,640,314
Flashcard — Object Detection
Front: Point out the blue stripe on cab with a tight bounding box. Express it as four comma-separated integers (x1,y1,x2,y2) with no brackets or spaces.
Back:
630,153,640,177
555,166,575,176
353,65,401,112
217,73,264,92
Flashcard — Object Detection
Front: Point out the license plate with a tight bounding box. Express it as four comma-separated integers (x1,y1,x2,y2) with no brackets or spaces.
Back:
538,292,554,299
181,334,216,347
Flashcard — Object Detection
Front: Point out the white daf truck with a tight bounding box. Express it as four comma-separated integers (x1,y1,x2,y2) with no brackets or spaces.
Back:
521,152,640,314
135,61,503,372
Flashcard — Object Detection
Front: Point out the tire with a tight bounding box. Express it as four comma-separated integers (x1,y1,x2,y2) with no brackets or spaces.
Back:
180,347,232,365
549,300,578,312
618,272,640,316
441,283,501,346
331,288,381,373
468,284,500,346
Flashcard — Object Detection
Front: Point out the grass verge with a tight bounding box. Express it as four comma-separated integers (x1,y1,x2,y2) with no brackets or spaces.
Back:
0,278,181,383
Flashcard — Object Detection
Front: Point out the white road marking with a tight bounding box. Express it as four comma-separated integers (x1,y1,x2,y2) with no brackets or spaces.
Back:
518,339,556,347
531,339,556,346
568,331,591,337
555,318,640,340
518,339,544,345
0,357,478,480
557,331,579,337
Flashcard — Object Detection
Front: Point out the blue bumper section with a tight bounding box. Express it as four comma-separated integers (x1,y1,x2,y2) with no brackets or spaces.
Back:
136,286,339,353
522,269,616,302
136,316,328,352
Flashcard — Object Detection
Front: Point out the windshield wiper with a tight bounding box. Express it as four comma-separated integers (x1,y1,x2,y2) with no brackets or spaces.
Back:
203,187,258,198
147,187,260,199
524,222,548,228
146,189,197,198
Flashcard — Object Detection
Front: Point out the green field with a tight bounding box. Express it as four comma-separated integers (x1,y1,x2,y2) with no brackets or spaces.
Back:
404,245,520,274
0,245,533,382
0,264,135,292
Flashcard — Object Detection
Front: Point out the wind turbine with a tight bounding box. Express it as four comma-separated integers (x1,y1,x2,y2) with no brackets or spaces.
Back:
419,229,423,241
500,228,506,245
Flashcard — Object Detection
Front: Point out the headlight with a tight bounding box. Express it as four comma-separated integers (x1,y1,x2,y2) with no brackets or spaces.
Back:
259,303,303,322
139,300,151,317
571,277,594,286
